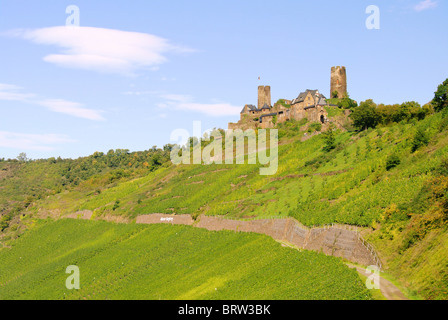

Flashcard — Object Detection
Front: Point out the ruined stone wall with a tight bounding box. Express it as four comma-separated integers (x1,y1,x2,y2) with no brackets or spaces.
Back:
260,116,275,129
305,106,328,123
330,66,347,99
228,122,240,130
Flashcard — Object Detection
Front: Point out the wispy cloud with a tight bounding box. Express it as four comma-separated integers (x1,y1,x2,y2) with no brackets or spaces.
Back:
0,83,104,121
0,131,75,151
161,94,193,103
414,0,438,12
9,26,194,76
0,83,34,101
161,94,241,117
38,99,105,121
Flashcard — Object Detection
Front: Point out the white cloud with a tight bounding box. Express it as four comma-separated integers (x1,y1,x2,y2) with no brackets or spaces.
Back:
38,99,105,121
0,83,34,101
161,94,193,103
0,84,22,91
0,83,104,121
414,0,437,11
161,94,241,117
0,131,75,151
11,26,194,75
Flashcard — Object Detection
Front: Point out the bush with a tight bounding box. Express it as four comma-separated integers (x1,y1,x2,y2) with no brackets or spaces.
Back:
308,122,322,133
435,157,448,176
386,155,401,171
322,128,336,152
276,99,291,108
112,200,120,211
411,128,430,153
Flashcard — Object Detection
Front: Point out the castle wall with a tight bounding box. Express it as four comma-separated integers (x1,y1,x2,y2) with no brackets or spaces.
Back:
230,66,343,131
260,116,275,129
291,103,307,121
228,122,240,130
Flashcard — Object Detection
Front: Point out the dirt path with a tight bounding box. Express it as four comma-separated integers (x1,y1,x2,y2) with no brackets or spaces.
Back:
347,264,409,300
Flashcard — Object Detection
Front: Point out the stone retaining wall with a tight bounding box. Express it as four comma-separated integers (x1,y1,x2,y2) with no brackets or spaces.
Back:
136,214,377,267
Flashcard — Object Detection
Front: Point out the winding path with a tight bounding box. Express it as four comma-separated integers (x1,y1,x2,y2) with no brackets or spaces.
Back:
347,264,409,300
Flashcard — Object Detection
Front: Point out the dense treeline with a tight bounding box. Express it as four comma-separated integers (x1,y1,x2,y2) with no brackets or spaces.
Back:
0,146,174,232
349,78,448,131
58,146,173,186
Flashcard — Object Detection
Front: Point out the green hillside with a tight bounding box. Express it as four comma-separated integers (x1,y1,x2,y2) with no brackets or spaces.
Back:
0,219,371,300
1,81,448,299
17,107,446,229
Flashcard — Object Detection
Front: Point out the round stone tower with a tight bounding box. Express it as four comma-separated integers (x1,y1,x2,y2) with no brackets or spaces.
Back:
330,66,347,99
258,86,271,109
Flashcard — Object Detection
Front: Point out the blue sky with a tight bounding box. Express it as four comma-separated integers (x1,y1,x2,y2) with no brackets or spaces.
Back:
0,0,447,159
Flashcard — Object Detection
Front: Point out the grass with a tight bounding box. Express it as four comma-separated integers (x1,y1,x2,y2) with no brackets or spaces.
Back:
0,219,371,300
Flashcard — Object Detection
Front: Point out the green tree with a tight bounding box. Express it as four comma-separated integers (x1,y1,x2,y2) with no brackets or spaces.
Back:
350,99,380,130
433,79,448,112
322,126,336,152
17,152,28,162
338,95,358,110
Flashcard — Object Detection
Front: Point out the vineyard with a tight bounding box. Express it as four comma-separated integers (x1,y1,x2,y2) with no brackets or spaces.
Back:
0,219,371,300
2,108,448,299
32,110,448,228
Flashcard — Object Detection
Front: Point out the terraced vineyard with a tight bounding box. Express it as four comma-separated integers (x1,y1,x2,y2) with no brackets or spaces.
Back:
33,110,448,229
0,219,371,300
2,110,448,300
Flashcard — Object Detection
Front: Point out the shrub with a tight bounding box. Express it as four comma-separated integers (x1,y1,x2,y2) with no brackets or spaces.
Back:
276,99,291,108
436,157,448,176
386,154,401,171
308,122,322,133
322,128,336,152
411,128,430,153
112,200,120,211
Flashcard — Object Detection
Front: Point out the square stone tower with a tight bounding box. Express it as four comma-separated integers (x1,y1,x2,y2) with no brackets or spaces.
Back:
258,86,271,108
330,66,347,99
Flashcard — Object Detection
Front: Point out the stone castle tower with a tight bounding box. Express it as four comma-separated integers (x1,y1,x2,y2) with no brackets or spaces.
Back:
330,66,347,99
258,86,271,108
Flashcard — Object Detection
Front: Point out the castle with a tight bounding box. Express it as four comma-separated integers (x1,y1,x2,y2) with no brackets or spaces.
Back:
228,66,347,130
